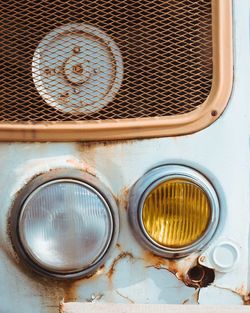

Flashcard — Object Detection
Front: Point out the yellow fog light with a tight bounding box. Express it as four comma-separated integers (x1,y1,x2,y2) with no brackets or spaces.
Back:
142,179,211,248
129,165,219,258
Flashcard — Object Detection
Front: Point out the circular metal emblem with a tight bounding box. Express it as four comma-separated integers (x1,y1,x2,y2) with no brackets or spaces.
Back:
32,24,123,114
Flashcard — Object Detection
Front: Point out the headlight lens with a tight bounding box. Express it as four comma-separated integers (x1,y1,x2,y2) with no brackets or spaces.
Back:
129,165,219,258
11,171,118,279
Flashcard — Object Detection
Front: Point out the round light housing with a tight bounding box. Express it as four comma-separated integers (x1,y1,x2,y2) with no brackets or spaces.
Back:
129,165,219,258
11,170,119,279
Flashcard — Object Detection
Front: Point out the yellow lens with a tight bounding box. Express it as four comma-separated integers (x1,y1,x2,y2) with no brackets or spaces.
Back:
142,179,211,248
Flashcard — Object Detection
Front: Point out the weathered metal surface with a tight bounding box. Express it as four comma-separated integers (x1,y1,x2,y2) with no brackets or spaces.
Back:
0,1,249,312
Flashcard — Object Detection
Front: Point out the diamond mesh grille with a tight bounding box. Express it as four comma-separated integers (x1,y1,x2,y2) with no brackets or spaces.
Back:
0,0,212,122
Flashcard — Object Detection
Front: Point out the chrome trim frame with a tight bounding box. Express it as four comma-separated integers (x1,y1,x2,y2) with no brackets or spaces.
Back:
128,165,220,258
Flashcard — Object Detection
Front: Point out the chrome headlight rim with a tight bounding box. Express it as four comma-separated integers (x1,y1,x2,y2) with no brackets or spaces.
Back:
129,165,220,259
10,169,119,280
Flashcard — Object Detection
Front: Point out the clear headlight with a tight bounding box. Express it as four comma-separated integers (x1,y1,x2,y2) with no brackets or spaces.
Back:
11,170,118,279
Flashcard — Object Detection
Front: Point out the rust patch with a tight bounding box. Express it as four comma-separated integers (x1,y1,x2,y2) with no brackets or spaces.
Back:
3,236,102,312
237,286,250,305
120,187,130,210
107,252,134,279
65,158,96,176
86,293,104,303
62,282,77,302
185,265,215,288
143,251,187,280
116,243,122,250
143,251,168,269
233,285,250,304
114,243,123,253
243,293,250,305
113,186,130,212
72,64,84,75
143,251,217,288
59,300,64,313
62,268,104,302
77,139,137,152
60,276,96,303
235,285,246,297
213,284,249,304
6,258,68,313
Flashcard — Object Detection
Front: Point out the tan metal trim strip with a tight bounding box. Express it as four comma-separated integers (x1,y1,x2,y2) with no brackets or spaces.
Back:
62,303,250,313
0,0,233,142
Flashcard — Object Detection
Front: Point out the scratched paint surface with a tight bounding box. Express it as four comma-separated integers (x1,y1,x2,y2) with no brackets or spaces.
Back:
0,0,250,313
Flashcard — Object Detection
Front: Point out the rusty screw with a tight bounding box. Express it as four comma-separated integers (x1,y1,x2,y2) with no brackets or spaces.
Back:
211,110,218,117
73,64,84,75
73,46,81,53
199,255,206,263
43,68,53,75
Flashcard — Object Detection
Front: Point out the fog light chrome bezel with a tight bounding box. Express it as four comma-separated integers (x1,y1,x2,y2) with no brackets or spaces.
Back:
128,165,220,258
10,169,119,280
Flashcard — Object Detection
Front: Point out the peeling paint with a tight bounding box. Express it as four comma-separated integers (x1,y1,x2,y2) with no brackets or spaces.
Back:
65,158,96,176
116,243,122,250
86,293,104,303
116,187,130,211
59,300,64,313
182,289,200,304
235,286,250,305
62,268,105,302
77,139,138,152
243,294,250,305
1,243,106,312
143,251,196,284
142,251,217,290
115,290,135,304
212,284,248,304
107,252,135,279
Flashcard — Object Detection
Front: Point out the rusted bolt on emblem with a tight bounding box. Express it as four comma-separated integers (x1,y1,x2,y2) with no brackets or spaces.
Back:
72,64,84,75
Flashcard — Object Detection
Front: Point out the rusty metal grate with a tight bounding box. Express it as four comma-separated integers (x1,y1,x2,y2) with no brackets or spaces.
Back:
0,0,212,122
